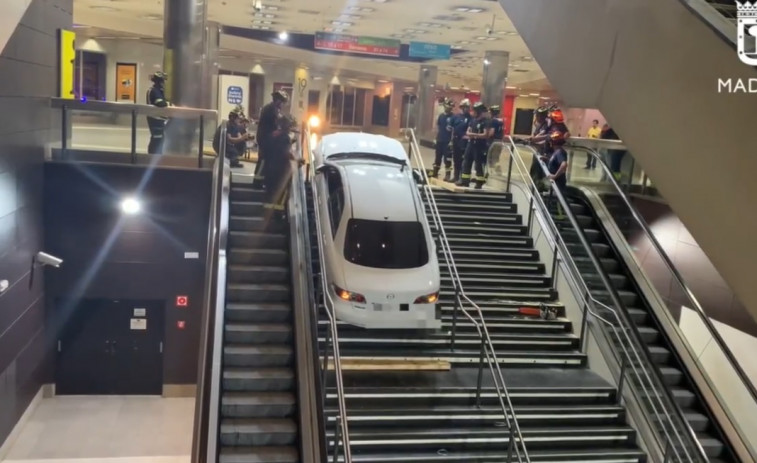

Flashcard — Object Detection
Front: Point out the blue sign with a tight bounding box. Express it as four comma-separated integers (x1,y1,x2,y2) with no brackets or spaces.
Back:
409,41,451,60
227,86,243,105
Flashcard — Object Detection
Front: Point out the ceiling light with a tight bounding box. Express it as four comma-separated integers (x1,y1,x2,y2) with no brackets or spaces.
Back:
331,21,353,27
506,86,517,89
120,197,141,215
497,30,519,36
264,5,279,10
529,93,540,96
253,12,276,18
251,63,265,74
454,7,484,13
367,0,388,3
313,76,323,80
404,28,428,34
338,14,361,20
330,76,341,85
253,20,272,24
519,94,531,97
483,59,491,66
349,6,374,12
254,25,271,30
278,30,288,41
377,79,389,83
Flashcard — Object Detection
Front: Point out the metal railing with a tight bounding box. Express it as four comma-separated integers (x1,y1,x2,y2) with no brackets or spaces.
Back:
571,146,757,462
51,98,217,167
191,122,230,463
489,138,709,462
303,128,353,463
405,129,530,463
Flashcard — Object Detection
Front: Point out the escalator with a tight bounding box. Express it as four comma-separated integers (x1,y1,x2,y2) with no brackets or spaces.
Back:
305,170,646,461
218,179,299,462
547,190,735,462
497,0,757,322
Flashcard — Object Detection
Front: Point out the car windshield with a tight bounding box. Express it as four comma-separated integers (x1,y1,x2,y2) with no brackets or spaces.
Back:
344,219,428,269
328,152,406,166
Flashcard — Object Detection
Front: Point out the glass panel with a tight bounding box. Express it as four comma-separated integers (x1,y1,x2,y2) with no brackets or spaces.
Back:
327,88,343,125
343,219,429,269
342,88,355,126
354,89,366,127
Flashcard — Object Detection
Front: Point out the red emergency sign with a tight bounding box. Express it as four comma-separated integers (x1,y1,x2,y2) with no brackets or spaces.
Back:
176,295,188,307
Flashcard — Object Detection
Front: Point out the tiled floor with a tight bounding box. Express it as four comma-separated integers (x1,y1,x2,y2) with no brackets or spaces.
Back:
2,396,194,463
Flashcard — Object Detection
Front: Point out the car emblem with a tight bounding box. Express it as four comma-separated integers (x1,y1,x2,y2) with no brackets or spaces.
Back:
386,294,395,300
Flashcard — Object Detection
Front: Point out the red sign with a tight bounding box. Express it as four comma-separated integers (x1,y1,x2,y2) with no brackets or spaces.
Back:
314,32,400,58
176,296,188,307
177,320,186,329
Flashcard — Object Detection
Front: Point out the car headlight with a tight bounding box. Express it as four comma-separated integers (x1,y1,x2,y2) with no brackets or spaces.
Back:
414,292,439,304
334,284,366,303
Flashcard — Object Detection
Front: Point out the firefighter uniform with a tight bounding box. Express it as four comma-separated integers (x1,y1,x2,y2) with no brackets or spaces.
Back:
432,99,455,181
146,72,169,154
457,102,490,189
450,100,472,183
487,105,506,175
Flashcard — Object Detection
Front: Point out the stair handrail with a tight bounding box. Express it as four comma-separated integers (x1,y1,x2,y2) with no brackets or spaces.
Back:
571,145,757,460
494,138,707,462
304,128,354,463
191,123,230,463
406,128,530,463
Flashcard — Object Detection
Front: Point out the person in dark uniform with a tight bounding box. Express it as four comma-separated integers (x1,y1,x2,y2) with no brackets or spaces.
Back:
528,106,552,184
253,90,289,189
450,99,472,183
263,114,298,211
486,105,506,175
543,131,569,218
456,102,490,189
432,98,455,181
146,71,169,154
212,108,247,168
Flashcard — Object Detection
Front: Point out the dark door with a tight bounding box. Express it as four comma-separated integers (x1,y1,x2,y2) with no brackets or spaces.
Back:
513,108,536,135
56,299,165,395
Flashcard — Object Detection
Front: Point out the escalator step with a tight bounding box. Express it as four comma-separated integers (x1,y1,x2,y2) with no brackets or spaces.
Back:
229,231,287,249
225,323,293,344
226,303,292,323
220,418,297,447
226,284,290,303
223,368,295,392
222,392,296,418
229,249,289,266
228,265,289,284
223,345,293,368
219,446,298,463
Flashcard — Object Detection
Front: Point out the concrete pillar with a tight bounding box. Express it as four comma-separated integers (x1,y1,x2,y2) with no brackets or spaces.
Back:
162,0,209,154
204,22,221,112
481,50,510,108
414,65,437,140
290,66,310,124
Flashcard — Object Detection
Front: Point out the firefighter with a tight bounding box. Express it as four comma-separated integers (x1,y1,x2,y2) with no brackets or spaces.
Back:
528,105,552,184
254,90,290,189
263,113,299,212
146,71,170,154
432,98,455,181
456,102,490,189
450,99,472,183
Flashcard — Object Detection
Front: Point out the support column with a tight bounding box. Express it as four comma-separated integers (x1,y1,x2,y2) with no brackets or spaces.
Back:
481,50,510,108
413,65,437,140
163,0,209,154
290,66,310,123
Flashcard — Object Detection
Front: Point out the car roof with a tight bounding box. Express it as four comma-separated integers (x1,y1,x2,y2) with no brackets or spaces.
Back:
319,132,407,162
342,163,419,222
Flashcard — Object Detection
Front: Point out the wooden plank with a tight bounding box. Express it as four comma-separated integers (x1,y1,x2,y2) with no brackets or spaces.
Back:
429,177,466,192
327,358,451,371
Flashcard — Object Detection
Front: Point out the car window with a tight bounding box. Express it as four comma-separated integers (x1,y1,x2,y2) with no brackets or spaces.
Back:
324,168,345,237
343,219,429,269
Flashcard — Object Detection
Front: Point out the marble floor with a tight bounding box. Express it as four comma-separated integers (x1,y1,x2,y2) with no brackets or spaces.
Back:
2,396,194,463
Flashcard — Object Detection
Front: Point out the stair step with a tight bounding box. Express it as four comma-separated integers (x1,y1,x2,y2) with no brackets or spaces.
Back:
226,303,292,323
223,368,295,392
337,448,645,462
220,446,298,463
227,284,290,303
224,345,294,367
222,392,296,418
220,418,297,447
225,323,293,344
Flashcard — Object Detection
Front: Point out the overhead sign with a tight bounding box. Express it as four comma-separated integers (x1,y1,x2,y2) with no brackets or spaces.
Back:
227,86,243,105
315,32,400,57
409,41,451,60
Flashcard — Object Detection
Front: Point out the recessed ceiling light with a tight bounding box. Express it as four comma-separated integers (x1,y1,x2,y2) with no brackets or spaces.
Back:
497,30,519,36
454,7,484,13
349,6,374,12
253,13,276,18
338,14,361,20
331,21,352,27
474,36,498,41
264,5,279,10
253,20,272,24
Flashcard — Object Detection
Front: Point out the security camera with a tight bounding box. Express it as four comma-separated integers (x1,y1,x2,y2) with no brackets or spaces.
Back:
34,252,63,268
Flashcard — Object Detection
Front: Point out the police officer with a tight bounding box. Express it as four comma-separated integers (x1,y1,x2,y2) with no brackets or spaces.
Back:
456,102,490,189
432,98,455,181
450,99,472,183
528,105,551,184
146,71,170,154
253,90,289,189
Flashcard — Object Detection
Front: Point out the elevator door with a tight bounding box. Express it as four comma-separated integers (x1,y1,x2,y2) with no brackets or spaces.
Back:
56,299,164,395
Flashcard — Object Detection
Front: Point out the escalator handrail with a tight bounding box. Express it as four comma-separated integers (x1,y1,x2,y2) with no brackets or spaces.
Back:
305,130,353,463
191,122,230,463
574,146,757,408
498,139,706,463
288,126,323,463
406,129,530,463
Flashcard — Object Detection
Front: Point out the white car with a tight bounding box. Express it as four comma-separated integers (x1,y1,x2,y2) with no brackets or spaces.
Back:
312,132,441,330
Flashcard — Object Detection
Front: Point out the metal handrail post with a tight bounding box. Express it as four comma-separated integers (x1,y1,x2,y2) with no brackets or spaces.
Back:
198,115,205,168
130,110,137,164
